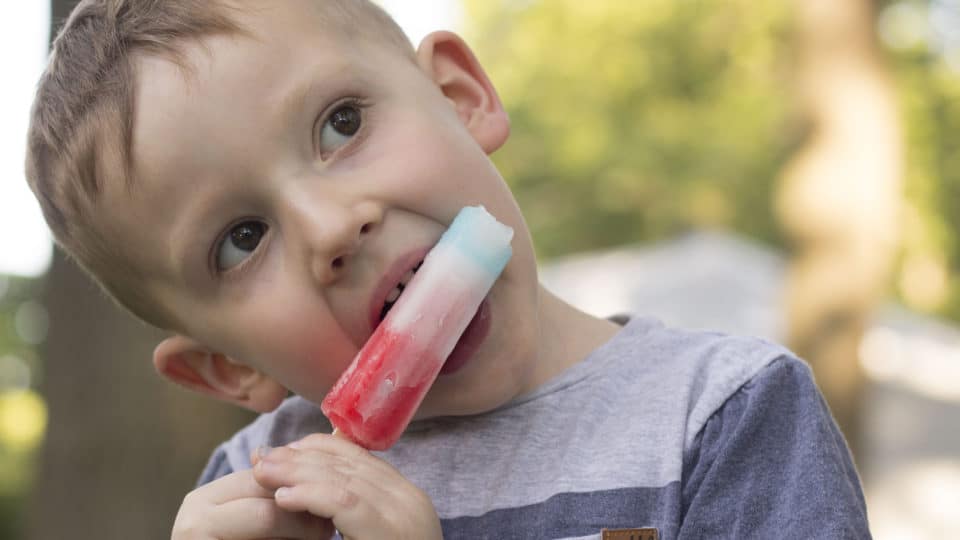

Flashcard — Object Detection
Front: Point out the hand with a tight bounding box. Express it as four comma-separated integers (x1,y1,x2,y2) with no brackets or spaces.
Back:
171,467,334,539
253,433,443,540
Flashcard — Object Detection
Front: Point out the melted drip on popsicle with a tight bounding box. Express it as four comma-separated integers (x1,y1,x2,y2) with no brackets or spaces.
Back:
323,325,440,450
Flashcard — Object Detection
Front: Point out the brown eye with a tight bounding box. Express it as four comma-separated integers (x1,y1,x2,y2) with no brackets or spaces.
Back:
217,221,267,271
318,103,362,157
329,105,361,136
231,222,265,250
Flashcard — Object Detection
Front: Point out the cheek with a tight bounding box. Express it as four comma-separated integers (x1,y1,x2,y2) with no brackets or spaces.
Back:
378,121,514,209
233,298,358,400
373,109,460,177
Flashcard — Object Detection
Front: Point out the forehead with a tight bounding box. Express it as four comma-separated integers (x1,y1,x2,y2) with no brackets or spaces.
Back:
128,2,404,178
134,3,352,135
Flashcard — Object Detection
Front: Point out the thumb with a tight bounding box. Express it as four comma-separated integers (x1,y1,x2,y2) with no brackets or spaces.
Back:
249,445,272,467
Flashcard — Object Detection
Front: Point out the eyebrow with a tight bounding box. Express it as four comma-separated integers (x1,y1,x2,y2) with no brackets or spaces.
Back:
274,59,354,134
276,76,325,135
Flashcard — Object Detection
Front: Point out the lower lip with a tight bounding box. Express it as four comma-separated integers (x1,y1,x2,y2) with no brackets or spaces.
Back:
438,299,491,375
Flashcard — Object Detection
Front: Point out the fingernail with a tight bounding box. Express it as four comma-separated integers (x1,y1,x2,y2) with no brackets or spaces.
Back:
255,445,272,459
288,440,302,450
275,487,291,500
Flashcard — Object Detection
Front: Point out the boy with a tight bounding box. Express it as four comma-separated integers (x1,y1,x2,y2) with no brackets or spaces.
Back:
26,0,871,538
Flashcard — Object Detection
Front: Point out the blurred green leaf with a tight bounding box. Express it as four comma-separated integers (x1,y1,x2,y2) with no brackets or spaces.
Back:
464,0,792,258
466,0,960,322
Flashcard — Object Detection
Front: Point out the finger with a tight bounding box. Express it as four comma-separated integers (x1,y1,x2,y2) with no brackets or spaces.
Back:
255,444,410,503
258,454,387,515
254,451,355,494
202,498,333,540
258,448,440,539
272,479,432,540
272,477,378,525
216,500,333,539
290,432,367,458
198,469,276,505
288,433,396,475
250,445,272,467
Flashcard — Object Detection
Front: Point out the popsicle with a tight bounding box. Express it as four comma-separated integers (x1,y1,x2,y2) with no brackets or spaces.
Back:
321,205,514,450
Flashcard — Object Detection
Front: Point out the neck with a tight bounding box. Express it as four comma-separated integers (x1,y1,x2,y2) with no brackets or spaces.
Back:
530,283,622,389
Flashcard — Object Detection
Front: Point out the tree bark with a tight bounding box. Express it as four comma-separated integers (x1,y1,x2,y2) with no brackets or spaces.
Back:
26,251,254,540
776,0,902,460
26,3,255,537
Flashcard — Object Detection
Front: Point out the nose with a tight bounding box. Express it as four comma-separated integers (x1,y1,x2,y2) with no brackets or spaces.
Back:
287,195,383,285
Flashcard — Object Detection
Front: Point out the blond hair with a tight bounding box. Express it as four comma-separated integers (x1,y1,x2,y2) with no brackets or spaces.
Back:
25,0,412,327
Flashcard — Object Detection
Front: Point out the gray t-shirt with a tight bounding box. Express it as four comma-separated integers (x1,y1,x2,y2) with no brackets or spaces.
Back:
198,316,871,539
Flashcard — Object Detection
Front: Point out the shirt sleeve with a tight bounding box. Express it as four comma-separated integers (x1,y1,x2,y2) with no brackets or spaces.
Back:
195,443,235,487
678,355,872,539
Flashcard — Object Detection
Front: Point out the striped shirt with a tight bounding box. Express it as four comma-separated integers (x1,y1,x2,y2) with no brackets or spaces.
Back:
198,316,871,539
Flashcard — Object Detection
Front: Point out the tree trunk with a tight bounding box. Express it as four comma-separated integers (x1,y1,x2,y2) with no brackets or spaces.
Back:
776,0,902,460
26,3,255,537
26,251,254,540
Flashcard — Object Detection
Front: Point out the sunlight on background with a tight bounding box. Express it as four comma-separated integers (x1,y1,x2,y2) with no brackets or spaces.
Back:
868,460,960,539
378,0,464,46
0,3,52,277
0,391,45,452
0,2,50,515
861,325,960,403
879,0,960,65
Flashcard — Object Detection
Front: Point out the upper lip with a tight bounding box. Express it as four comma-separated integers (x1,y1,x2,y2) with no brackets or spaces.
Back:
367,246,432,332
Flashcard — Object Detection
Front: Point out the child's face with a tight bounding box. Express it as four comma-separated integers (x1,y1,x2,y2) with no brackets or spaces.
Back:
105,4,544,417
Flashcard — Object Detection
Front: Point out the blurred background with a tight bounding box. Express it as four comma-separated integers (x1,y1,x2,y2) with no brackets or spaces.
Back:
0,0,958,538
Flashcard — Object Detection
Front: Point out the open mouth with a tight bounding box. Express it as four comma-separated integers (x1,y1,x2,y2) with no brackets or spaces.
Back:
378,259,423,322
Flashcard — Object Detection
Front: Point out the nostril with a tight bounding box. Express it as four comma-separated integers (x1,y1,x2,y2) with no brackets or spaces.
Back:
360,223,371,234
332,256,344,269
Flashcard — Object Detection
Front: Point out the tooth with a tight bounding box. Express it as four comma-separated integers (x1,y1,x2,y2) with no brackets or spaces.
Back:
386,287,401,302
401,270,415,284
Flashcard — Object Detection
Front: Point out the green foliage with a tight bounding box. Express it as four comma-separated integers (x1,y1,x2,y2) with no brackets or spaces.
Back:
463,0,792,258
879,0,960,319
0,275,44,540
0,446,36,540
0,493,24,540
0,276,44,394
466,0,960,322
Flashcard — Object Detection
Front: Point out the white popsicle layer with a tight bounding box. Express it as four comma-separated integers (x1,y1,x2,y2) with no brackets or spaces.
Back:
322,206,514,450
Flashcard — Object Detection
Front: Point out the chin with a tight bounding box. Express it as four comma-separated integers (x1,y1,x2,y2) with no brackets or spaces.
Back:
432,356,531,418
418,390,511,420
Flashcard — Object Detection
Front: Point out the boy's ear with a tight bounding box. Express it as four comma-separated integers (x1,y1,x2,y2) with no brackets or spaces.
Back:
416,31,510,154
152,335,287,413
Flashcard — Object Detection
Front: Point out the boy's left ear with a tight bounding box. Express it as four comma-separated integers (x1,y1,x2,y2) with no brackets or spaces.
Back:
152,335,288,413
416,31,510,154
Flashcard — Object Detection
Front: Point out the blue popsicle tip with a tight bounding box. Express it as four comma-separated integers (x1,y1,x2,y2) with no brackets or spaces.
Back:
439,206,514,276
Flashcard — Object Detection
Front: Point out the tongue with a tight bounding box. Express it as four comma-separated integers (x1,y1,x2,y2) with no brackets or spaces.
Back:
439,299,490,375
